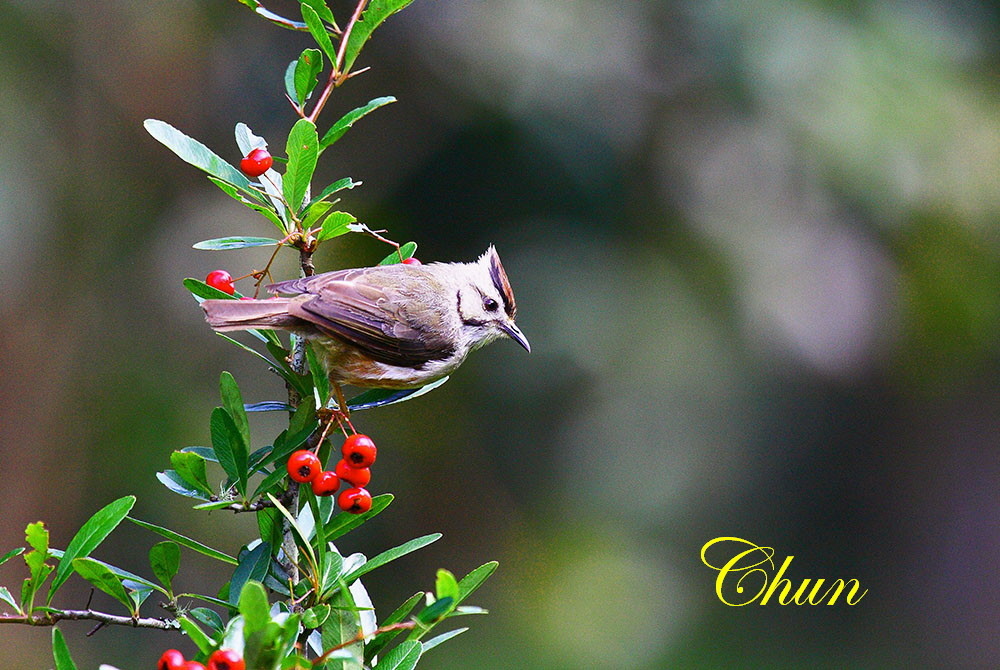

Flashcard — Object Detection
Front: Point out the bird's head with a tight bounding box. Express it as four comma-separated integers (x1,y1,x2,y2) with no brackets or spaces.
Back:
454,246,530,353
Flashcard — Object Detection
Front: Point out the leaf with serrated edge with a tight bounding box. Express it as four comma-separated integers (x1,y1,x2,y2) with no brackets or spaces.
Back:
48,496,135,604
126,516,238,565
320,97,396,149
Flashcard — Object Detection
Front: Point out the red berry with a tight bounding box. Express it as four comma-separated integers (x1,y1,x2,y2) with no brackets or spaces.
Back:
342,434,377,468
158,649,186,670
401,257,421,265
286,450,321,483
338,487,373,514
311,470,340,497
207,649,245,670
335,459,371,487
205,270,235,295
179,663,206,670
240,147,273,177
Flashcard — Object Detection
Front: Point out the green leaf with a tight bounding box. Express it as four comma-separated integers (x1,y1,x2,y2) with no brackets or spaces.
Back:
422,627,468,654
0,547,24,567
376,640,421,670
305,342,330,405
157,470,210,500
0,586,18,612
239,580,271,635
267,493,317,570
51,628,78,670
301,0,337,26
364,592,423,662
22,522,54,612
342,533,441,583
316,210,357,242
170,451,214,497
144,119,252,190
415,596,453,625
284,119,319,213
300,3,337,63
207,177,286,232
149,541,181,592
322,588,364,669
126,516,238,565
211,407,249,498
284,59,299,107
457,561,499,603
257,508,283,552
343,1,416,74
435,569,459,602
307,176,361,209
49,549,166,597
378,241,417,265
294,48,323,105
48,496,135,604
72,558,134,614
220,371,252,458
324,494,392,541
302,602,331,629
193,236,280,250
25,521,49,554
217,334,306,393
190,606,225,633
229,543,271,606
320,96,396,149
178,615,214,655
183,277,240,301
346,375,448,411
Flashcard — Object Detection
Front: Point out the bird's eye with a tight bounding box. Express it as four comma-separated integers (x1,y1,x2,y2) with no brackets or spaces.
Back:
483,297,499,312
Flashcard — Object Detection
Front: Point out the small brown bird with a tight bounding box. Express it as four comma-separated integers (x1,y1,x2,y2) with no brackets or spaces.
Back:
201,246,529,392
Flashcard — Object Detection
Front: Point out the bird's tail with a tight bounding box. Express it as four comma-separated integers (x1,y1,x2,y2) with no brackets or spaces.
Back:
202,298,299,331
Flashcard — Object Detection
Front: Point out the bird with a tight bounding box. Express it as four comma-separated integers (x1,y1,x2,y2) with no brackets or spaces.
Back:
201,246,529,396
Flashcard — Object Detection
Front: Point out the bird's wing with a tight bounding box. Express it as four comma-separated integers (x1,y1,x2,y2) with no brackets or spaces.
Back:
271,267,457,368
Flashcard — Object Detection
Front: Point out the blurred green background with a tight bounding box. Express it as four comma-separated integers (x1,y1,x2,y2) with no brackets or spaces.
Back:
2,1,999,667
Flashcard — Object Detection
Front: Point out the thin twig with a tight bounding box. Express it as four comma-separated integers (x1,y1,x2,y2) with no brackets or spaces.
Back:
0,610,178,631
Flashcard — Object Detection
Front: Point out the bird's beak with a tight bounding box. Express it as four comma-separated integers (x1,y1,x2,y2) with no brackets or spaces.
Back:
500,321,531,353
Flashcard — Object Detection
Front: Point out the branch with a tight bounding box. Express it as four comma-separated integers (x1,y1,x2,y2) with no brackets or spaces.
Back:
0,609,178,631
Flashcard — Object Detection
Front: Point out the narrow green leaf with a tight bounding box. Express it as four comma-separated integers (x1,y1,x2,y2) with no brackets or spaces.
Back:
251,467,290,500
456,561,499,603
257,508,283,554
144,120,251,190
157,470,210,500
435,569,459,602
193,236,280,250
170,451,213,497
206,177,285,232
190,606,225,633
300,3,337,63
149,541,181,592
343,1,416,73
307,176,360,209
378,241,417,265
305,342,330,404
217,334,305,393
229,543,271,606
126,517,238,565
0,547,24,567
49,549,166,597
376,639,421,670
52,628,78,670
181,446,217,462
178,616,214,655
316,210,357,242
324,494,392,541
267,494,317,569
321,588,364,668
192,500,235,511
422,627,468,654
320,96,397,149
72,558,134,614
342,534,441,583
239,580,271,634
294,48,323,105
183,277,241,301
283,118,319,213
301,0,337,26
220,372,252,461
284,59,299,107
48,496,135,604
346,375,448,411
0,586,19,612
211,407,248,498
415,596,453,625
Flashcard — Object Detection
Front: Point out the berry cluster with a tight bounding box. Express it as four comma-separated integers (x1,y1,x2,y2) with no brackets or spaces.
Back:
285,434,377,514
158,648,243,670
